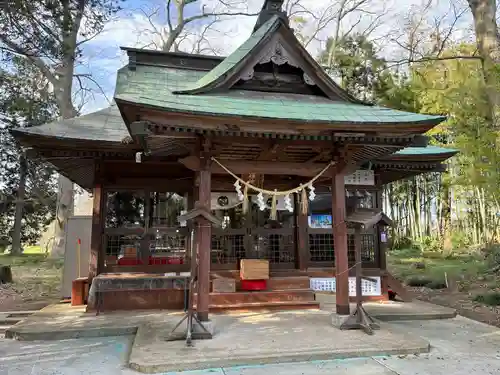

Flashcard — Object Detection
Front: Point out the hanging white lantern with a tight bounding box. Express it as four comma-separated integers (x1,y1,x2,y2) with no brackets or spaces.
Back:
346,190,352,197
355,190,363,197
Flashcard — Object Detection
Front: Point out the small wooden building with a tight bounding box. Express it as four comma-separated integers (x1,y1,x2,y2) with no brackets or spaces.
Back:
12,1,457,320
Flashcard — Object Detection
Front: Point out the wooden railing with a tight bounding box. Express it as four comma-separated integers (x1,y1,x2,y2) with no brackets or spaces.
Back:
308,228,378,268
103,226,190,273
211,227,295,270
102,225,379,272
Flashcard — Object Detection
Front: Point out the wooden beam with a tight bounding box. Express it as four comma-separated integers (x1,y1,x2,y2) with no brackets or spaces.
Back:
179,155,332,177
104,178,194,192
256,142,286,161
306,149,331,163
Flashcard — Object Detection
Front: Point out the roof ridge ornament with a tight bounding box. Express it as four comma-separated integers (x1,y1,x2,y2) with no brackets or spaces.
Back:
240,36,318,86
253,0,287,32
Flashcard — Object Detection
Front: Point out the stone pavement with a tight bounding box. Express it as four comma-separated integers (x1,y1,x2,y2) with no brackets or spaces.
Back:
1,316,499,375
5,302,453,372
129,310,429,373
5,299,456,341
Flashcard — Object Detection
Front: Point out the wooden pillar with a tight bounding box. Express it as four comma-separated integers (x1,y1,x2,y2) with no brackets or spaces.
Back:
89,184,105,280
294,192,309,270
375,186,389,299
332,170,349,315
139,189,151,264
354,227,362,307
375,187,387,270
197,139,212,322
185,192,194,265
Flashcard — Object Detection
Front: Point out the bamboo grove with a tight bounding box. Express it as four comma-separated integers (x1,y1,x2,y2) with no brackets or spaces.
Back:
323,36,500,252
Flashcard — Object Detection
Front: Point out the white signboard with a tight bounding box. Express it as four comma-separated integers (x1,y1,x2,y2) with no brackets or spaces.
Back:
310,277,382,296
344,170,375,186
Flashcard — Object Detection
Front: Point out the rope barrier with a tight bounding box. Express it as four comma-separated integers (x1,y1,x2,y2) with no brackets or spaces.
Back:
211,157,334,196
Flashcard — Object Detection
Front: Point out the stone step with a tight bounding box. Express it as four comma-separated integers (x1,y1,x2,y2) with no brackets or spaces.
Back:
0,310,38,317
208,300,320,313
207,289,315,305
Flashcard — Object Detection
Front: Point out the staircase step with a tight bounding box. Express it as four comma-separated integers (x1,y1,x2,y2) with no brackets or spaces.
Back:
205,289,315,305
267,276,311,290
0,324,11,334
0,310,38,317
209,300,320,312
0,317,22,325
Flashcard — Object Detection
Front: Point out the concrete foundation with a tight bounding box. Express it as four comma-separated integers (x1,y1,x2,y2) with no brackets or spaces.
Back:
1,316,499,375
331,313,348,329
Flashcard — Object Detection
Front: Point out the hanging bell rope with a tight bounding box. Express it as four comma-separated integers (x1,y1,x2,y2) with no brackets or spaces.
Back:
211,157,334,196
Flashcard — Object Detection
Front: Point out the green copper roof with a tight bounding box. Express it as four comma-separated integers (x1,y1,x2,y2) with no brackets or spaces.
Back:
395,146,459,156
175,15,280,94
11,105,128,143
114,64,445,125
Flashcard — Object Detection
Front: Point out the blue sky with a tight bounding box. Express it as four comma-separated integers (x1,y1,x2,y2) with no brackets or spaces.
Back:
76,0,474,114
77,0,264,113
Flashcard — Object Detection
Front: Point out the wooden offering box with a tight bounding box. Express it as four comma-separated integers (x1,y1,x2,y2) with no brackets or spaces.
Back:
212,278,236,293
240,259,269,280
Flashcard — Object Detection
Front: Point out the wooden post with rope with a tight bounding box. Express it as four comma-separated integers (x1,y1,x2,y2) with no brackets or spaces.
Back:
167,205,222,346
340,208,393,335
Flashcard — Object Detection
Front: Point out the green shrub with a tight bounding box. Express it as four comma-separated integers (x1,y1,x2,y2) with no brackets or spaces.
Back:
426,279,447,289
389,246,422,258
391,236,418,251
419,236,442,252
406,275,447,289
451,231,472,250
422,251,444,259
473,292,500,306
406,275,434,287
482,244,500,269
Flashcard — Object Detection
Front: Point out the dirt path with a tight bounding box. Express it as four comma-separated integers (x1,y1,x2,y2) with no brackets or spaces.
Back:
0,256,62,312
409,287,500,328
0,284,57,312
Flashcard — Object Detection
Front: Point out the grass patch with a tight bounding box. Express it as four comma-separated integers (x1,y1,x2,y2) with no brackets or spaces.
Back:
388,247,487,286
473,292,500,306
0,249,62,309
406,275,447,289
23,245,45,254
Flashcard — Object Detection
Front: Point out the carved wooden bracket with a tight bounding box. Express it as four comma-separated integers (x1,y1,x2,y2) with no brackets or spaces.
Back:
239,36,318,87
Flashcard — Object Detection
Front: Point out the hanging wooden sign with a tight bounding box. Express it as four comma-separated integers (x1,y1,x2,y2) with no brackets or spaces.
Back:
344,170,375,186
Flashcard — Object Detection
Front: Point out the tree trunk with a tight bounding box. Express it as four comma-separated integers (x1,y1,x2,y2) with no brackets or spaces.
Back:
50,174,74,258
442,175,452,254
413,177,421,239
50,95,77,258
10,152,28,255
0,266,13,284
468,0,500,126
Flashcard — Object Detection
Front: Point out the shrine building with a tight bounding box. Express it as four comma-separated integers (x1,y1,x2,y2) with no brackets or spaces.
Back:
11,0,458,320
